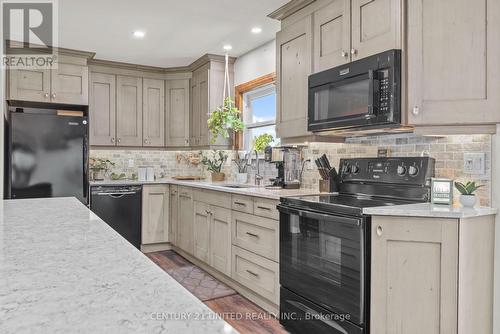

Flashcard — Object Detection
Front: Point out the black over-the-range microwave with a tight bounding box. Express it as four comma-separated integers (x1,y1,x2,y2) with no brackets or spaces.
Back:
308,49,401,133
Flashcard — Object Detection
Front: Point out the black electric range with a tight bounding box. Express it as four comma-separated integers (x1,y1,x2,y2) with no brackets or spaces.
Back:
278,157,435,334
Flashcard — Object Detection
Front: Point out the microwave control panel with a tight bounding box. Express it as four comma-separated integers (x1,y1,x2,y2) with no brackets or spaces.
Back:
377,69,390,114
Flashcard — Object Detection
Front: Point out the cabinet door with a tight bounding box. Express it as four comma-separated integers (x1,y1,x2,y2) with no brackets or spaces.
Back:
165,79,190,147
8,68,51,102
198,71,210,146
313,0,350,72
276,15,312,139
407,0,500,125
89,72,116,146
142,78,165,147
169,186,179,245
193,201,211,263
51,63,89,105
116,76,143,146
351,0,401,60
371,216,458,334
210,206,231,276
141,185,169,245
177,187,194,254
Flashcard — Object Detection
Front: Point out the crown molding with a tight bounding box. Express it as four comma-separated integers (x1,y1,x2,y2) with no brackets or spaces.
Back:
5,40,95,59
188,53,237,71
268,0,316,20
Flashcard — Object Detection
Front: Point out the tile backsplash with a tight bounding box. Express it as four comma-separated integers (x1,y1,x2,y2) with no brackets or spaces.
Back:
90,133,492,206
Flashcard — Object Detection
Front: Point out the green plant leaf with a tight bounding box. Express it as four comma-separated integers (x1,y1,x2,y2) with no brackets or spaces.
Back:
208,97,244,144
253,134,274,152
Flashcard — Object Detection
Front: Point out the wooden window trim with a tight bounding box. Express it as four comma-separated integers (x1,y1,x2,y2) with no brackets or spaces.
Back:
234,72,276,150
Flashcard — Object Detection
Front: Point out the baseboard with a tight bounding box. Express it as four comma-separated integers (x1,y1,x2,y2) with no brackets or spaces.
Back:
141,242,172,253
172,246,279,315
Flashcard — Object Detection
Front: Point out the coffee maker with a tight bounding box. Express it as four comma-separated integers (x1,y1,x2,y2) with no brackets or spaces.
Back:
265,146,302,189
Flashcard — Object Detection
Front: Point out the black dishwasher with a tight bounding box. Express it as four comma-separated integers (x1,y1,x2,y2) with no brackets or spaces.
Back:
90,185,142,249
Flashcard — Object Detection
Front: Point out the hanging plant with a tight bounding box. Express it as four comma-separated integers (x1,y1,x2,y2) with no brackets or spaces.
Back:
207,53,244,144
208,96,244,144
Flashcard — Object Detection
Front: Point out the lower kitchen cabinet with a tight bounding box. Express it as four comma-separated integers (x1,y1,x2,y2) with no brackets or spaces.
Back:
141,185,169,245
193,200,232,276
193,201,211,263
169,185,179,245
177,187,194,254
371,215,495,334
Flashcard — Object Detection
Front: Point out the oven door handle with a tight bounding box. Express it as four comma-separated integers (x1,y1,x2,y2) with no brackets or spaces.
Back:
288,301,349,334
277,205,361,227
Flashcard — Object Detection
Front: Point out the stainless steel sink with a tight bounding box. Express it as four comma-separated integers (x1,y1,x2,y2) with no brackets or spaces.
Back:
219,184,254,189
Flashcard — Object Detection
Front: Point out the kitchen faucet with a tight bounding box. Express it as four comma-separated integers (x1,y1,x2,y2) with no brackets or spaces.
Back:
247,150,263,186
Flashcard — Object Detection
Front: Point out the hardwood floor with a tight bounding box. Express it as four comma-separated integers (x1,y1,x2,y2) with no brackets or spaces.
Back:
146,250,288,334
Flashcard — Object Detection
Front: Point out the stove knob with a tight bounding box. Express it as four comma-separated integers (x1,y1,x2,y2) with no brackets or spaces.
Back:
397,165,406,176
342,164,350,174
351,165,360,174
408,165,419,176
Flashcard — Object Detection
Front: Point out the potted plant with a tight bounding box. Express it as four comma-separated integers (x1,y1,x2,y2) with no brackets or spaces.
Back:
89,158,115,181
233,152,248,184
207,97,244,144
455,181,483,208
201,150,228,182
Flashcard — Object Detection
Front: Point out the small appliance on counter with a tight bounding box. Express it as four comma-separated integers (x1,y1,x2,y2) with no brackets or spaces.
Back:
265,147,304,189
278,156,435,334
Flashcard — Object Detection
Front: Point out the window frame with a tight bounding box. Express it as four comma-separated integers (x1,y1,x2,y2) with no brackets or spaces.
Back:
234,72,276,150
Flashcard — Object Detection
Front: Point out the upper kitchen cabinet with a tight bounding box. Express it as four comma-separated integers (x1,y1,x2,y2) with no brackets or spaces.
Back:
311,0,402,73
165,78,190,147
142,78,165,147
116,75,143,146
8,50,93,105
190,55,235,147
350,0,402,61
89,72,116,146
276,15,313,139
407,0,500,126
313,0,350,72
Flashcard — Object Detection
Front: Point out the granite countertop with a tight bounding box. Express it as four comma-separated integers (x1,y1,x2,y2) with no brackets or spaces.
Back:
363,202,497,219
0,197,237,334
90,179,320,200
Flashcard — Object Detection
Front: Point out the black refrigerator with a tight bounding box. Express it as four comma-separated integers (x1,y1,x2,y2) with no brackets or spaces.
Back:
5,107,89,204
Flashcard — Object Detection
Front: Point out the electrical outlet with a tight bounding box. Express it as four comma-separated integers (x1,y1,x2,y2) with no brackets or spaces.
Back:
128,159,134,168
463,153,485,174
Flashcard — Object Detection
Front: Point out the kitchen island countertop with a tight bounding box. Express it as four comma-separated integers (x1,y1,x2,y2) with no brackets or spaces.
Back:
0,197,237,334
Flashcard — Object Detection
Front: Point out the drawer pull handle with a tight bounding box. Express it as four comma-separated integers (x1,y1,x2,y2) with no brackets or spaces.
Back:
246,270,259,278
245,232,259,238
257,206,271,211
234,201,246,206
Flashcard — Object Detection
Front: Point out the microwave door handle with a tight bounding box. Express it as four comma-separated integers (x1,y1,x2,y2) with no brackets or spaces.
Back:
368,70,374,114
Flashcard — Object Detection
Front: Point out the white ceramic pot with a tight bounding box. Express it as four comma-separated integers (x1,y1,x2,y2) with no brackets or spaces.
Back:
460,194,477,208
235,173,248,184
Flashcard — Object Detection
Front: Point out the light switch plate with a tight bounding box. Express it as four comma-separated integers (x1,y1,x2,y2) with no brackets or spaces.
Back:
463,153,485,174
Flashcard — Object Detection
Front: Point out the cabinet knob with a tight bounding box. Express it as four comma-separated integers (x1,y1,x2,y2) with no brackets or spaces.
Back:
117,138,121,143
412,106,420,116
376,226,383,237
44,93,49,98
144,139,149,144
111,138,115,143
341,51,349,58
350,48,358,56
51,93,56,98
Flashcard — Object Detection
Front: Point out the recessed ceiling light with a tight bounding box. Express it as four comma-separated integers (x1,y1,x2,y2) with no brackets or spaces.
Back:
133,30,145,38
223,44,233,51
251,27,262,34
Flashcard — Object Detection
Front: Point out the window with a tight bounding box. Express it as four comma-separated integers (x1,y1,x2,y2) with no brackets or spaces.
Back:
242,83,276,150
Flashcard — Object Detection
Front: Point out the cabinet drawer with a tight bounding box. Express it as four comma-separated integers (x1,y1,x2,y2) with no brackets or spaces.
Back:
178,186,193,199
253,198,279,220
193,188,231,209
232,212,278,261
231,195,254,214
232,246,279,305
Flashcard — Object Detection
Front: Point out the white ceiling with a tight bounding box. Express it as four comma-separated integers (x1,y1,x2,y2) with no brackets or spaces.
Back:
58,0,288,67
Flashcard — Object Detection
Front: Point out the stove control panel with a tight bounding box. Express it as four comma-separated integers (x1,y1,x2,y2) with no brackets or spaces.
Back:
339,157,435,185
